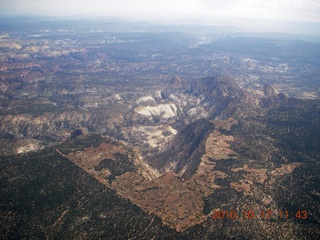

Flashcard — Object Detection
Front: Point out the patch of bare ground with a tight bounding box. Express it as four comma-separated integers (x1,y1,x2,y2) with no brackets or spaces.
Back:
204,130,236,160
269,163,301,177
111,157,227,230
210,117,238,131
57,142,128,185
229,163,301,196
57,142,210,231
205,118,237,161
230,180,253,196
112,172,208,232
189,158,226,196
231,164,268,184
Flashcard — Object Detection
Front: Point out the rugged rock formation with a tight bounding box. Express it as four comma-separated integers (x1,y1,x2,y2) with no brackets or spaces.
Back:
147,118,215,179
160,76,184,99
260,91,320,109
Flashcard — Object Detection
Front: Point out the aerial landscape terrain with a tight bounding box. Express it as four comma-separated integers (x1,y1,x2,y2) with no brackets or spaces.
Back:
0,10,320,240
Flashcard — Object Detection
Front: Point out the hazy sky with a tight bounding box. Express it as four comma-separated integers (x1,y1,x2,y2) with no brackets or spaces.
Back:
1,0,320,24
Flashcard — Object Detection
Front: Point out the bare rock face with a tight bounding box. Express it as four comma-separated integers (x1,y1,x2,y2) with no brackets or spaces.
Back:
198,76,244,100
188,76,242,97
263,84,278,98
160,76,183,99
260,90,320,109
134,104,177,119
161,75,252,120
147,118,215,179
169,76,182,88
15,139,44,154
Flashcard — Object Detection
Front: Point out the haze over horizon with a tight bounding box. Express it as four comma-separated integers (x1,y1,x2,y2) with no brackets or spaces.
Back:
0,0,320,35
1,0,320,22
